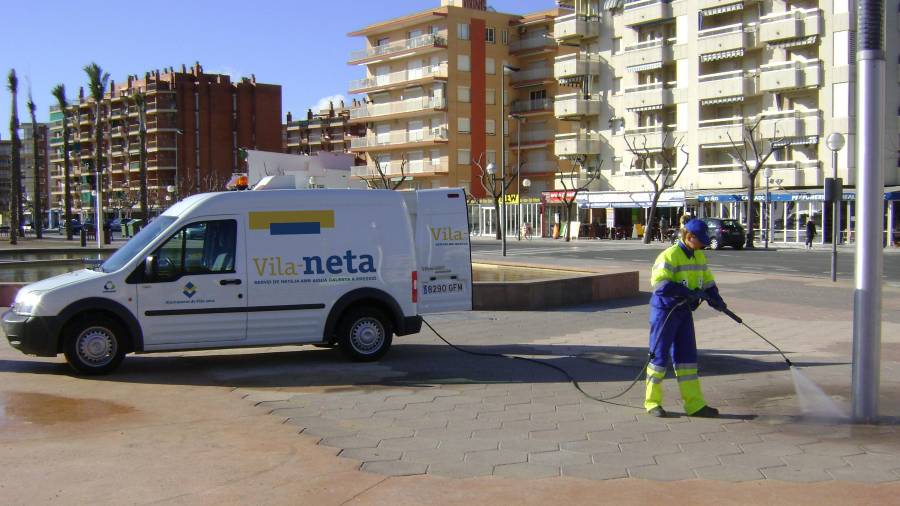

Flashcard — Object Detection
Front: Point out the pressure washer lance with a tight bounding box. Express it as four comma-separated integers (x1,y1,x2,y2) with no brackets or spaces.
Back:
719,307,793,367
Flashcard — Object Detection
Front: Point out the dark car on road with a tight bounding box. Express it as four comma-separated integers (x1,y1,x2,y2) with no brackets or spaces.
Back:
702,218,745,250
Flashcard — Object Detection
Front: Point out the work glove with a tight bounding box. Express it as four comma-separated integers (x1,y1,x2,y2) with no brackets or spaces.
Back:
683,290,702,310
706,295,727,312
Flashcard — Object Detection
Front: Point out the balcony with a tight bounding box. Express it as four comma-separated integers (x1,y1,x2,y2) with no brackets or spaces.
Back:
757,109,821,139
348,32,447,64
519,160,558,174
509,33,557,55
512,130,555,149
554,93,602,119
697,117,744,145
697,164,745,188
697,70,757,101
554,13,600,43
554,53,601,80
697,23,747,56
759,59,822,92
351,158,449,178
511,98,553,115
622,82,676,111
623,125,676,151
510,67,554,85
349,64,448,94
620,38,674,71
622,0,673,27
555,132,603,156
759,8,821,43
349,127,449,151
349,96,447,122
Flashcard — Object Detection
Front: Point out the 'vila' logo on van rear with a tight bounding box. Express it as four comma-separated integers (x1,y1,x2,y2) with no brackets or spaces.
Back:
249,210,335,235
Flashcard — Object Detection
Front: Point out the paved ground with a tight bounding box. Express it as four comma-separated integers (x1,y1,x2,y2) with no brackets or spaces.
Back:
2,237,900,503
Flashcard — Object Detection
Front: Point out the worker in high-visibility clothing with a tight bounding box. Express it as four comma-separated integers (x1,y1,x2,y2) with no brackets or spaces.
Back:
645,217,726,418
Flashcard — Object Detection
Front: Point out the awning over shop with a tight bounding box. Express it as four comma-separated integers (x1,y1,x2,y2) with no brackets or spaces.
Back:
604,0,624,10
700,2,743,17
627,103,664,112
541,190,580,204
696,188,900,202
700,95,745,106
767,35,818,49
627,61,664,73
700,48,744,62
577,190,686,209
772,135,819,148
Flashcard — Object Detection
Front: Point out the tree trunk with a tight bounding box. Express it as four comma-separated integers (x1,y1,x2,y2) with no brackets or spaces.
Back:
31,119,43,239
9,86,20,245
94,101,104,243
563,201,572,242
745,169,759,248
139,117,148,220
63,118,73,240
644,191,663,244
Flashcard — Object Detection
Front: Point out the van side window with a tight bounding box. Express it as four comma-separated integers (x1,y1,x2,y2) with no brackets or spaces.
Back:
153,220,236,281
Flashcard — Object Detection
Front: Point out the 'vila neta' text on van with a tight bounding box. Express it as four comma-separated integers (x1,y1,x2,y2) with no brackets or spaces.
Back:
253,251,376,277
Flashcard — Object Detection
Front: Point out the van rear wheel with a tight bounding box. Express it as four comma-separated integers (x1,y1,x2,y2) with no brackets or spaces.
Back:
337,307,392,362
63,315,127,375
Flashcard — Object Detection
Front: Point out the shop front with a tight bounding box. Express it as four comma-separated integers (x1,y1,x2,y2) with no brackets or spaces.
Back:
695,187,900,246
570,190,686,240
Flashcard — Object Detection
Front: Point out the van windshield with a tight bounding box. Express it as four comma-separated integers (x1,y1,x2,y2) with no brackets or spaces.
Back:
101,216,177,273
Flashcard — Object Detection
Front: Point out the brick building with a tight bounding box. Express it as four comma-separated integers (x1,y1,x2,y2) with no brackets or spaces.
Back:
284,100,365,162
48,62,281,217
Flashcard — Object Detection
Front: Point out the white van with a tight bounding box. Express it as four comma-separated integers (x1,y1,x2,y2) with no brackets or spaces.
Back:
3,188,472,374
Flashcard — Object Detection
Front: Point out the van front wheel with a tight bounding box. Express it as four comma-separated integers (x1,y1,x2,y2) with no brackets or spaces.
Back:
63,315,127,375
337,307,392,361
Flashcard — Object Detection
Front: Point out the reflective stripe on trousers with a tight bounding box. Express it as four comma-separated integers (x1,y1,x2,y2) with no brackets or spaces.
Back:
674,364,707,415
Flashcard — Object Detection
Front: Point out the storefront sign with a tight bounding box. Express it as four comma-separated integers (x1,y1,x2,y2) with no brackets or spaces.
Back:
578,191,685,208
541,190,579,204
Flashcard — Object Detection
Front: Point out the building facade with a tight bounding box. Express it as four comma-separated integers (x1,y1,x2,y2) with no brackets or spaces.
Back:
48,62,281,218
0,140,11,222
19,123,50,226
284,101,365,162
555,0,899,244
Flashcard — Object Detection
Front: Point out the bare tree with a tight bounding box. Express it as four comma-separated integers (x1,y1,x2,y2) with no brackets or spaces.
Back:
726,117,785,248
27,91,43,239
555,155,601,242
182,169,230,194
366,155,409,190
473,153,519,241
623,132,689,244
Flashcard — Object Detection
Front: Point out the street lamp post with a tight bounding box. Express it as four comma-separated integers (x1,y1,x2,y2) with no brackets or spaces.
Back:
500,65,520,257
522,178,531,236
486,163,498,240
510,113,524,240
764,168,771,249
174,129,183,196
826,132,845,283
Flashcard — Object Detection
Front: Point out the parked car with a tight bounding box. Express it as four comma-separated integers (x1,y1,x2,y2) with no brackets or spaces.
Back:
701,218,745,250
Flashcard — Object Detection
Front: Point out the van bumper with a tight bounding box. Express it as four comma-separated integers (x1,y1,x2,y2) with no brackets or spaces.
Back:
396,315,422,336
2,309,61,357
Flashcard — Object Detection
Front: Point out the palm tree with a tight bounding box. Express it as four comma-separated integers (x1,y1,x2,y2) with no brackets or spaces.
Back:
27,92,43,239
130,91,148,219
83,62,109,242
7,69,22,244
52,84,74,240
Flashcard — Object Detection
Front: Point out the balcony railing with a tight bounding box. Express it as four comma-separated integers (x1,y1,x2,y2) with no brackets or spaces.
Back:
554,93,602,118
509,33,557,53
349,64,448,93
349,97,446,120
759,8,821,43
759,59,822,91
520,160,558,174
697,69,755,101
623,124,677,150
555,132,603,156
758,109,821,138
622,0,673,27
554,13,601,41
515,130,555,145
622,81,677,110
511,98,553,114
351,158,449,177
697,23,746,55
554,53,602,79
697,116,744,145
510,67,553,83
350,127,449,149
349,32,447,63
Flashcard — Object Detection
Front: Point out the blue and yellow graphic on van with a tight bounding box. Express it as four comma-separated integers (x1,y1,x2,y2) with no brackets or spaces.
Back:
248,211,335,235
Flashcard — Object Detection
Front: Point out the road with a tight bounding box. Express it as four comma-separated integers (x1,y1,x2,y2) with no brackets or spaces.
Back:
472,238,900,284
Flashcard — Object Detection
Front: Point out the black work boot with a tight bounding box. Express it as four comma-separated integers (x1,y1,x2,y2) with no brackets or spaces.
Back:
647,406,667,418
689,405,719,418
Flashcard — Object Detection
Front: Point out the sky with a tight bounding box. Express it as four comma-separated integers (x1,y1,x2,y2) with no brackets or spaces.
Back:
1,0,554,135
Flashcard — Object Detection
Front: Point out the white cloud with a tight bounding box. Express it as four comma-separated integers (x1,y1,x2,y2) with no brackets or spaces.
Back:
311,94,346,113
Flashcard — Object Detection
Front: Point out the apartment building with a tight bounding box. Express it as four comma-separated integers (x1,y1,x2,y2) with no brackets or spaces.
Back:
0,140,11,222
347,0,531,199
555,0,899,243
48,62,281,217
284,101,365,161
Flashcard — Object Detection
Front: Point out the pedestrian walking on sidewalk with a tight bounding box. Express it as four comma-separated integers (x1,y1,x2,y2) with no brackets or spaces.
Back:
644,215,725,418
805,218,816,250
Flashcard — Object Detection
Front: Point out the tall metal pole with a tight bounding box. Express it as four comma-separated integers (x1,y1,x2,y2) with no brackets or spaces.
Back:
500,69,507,256
94,169,102,249
515,116,522,240
764,174,769,249
831,149,839,282
852,0,884,423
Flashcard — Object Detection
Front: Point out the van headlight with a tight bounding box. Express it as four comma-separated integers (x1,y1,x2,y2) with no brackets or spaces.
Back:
14,291,44,316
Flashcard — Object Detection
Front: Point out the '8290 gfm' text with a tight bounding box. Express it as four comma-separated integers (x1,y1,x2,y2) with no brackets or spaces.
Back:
423,282,464,295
